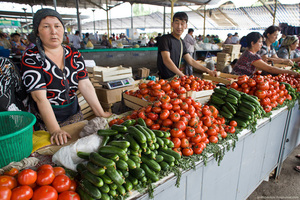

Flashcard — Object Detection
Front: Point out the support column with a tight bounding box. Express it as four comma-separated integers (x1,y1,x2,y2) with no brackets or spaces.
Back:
106,0,109,37
75,0,81,35
203,5,206,39
163,6,166,34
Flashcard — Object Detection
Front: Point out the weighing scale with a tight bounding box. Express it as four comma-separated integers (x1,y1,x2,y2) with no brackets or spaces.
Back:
101,77,135,89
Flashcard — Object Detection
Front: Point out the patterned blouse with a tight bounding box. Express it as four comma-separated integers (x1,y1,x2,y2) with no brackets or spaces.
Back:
231,50,261,76
21,45,88,106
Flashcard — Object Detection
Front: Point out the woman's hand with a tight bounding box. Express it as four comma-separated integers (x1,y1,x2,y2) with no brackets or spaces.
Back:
208,70,219,77
101,111,113,118
284,59,294,66
50,129,72,146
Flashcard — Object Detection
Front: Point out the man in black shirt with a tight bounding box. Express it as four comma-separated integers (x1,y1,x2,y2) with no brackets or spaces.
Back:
157,12,218,79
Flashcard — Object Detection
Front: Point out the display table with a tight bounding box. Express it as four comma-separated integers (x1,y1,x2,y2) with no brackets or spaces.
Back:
79,47,158,75
129,105,299,200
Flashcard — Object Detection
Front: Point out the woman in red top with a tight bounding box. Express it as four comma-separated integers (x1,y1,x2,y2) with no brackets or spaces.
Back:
21,8,112,145
231,32,298,77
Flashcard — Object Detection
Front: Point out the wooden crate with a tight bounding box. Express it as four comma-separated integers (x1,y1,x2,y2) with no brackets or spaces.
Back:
77,92,95,120
217,52,231,62
203,72,238,85
186,90,214,104
123,93,149,110
93,65,133,82
138,67,150,78
223,44,241,54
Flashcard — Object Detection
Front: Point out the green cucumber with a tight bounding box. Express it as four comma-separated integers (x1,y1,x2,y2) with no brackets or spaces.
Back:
106,166,124,186
164,131,171,138
144,127,157,140
141,163,159,182
232,118,248,128
135,125,153,143
156,137,165,148
128,126,147,144
141,155,161,172
241,101,256,112
214,92,227,99
129,150,140,157
137,117,147,127
100,193,110,200
86,161,106,176
126,158,137,169
211,95,225,105
214,87,227,95
101,136,110,147
99,184,110,194
82,170,104,187
158,148,181,160
159,161,170,171
128,155,141,164
155,154,164,162
152,129,164,138
130,168,145,180
99,145,126,157
235,111,252,120
77,151,90,160
108,140,130,149
124,134,140,151
219,110,233,119
77,187,94,200
109,183,118,190
228,88,241,99
158,151,175,163
225,102,236,114
127,176,138,186
117,185,126,196
111,124,128,133
120,169,129,178
226,93,238,101
108,189,117,197
226,97,238,105
124,179,133,191
90,152,115,168
116,159,129,171
101,154,119,162
76,163,87,174
97,129,118,136
121,119,134,127
79,179,102,199
221,105,232,115
238,105,254,115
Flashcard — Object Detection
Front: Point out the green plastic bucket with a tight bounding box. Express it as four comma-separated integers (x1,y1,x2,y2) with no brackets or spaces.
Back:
0,111,36,168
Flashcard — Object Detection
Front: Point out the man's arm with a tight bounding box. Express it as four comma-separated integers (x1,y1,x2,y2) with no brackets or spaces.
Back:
183,54,218,77
161,51,185,77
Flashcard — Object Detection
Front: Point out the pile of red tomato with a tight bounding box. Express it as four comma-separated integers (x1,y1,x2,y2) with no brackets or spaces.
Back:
230,74,293,113
111,95,236,157
124,75,215,102
0,165,79,200
273,73,300,92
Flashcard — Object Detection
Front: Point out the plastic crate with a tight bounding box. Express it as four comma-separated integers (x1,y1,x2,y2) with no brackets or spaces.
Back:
0,111,36,168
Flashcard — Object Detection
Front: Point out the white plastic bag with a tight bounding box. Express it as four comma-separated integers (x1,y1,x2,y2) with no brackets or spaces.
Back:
52,133,102,171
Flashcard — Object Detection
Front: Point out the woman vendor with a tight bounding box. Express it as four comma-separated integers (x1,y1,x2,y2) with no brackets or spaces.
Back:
257,25,293,66
277,35,300,63
21,8,112,145
231,32,299,77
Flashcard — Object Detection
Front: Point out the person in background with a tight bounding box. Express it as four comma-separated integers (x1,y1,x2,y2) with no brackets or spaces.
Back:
231,32,239,44
258,25,293,66
11,33,26,55
277,35,300,63
197,35,203,42
203,34,210,43
63,32,69,45
100,35,111,48
155,33,162,47
21,8,112,146
239,35,248,51
213,35,221,44
83,33,90,49
147,37,155,47
94,31,99,43
222,59,238,74
71,30,82,49
157,12,218,79
26,33,35,50
231,32,298,77
224,33,233,44
279,33,286,46
183,28,196,76
0,32,12,49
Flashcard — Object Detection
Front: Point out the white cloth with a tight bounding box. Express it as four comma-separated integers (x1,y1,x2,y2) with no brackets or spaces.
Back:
72,35,82,49
184,34,196,53
231,36,239,44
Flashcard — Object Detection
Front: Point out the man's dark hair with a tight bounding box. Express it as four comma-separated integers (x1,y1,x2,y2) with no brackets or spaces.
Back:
263,25,280,38
246,32,262,48
188,28,194,34
173,12,188,23
75,31,80,35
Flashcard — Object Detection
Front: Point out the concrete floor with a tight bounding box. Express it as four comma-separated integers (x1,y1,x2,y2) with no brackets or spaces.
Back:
248,144,300,200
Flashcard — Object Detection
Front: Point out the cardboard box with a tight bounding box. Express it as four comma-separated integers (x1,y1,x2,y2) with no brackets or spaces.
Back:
138,68,150,78
230,53,240,62
203,72,238,85
223,44,241,54
217,52,231,62
216,61,230,71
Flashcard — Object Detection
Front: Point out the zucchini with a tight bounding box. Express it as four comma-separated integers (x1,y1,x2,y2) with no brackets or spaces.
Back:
213,92,227,99
148,143,156,150
214,87,227,96
90,152,115,168
129,150,140,157
106,166,124,186
101,136,110,147
124,179,133,191
97,129,118,136
121,119,135,127
109,183,118,190
81,170,104,187
221,105,232,115
211,95,225,105
79,178,102,199
219,110,233,119
155,154,164,162
158,148,181,160
99,145,126,157
225,97,238,105
86,161,106,176
226,93,238,101
128,155,141,164
228,88,241,99
99,184,110,194
77,151,90,160
141,155,161,172
120,169,129,178
119,154,129,161
159,161,170,171
147,151,156,160
117,184,126,196
241,101,256,112
238,105,254,115
137,117,147,127
111,124,128,133
77,186,94,200
108,189,117,197
130,168,145,180
135,125,152,143
158,151,175,163
124,134,140,151
116,159,129,171
156,137,165,148
112,134,124,140
128,126,147,144
242,94,259,104
108,140,130,149
144,127,157,140
141,163,159,182
235,111,252,120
